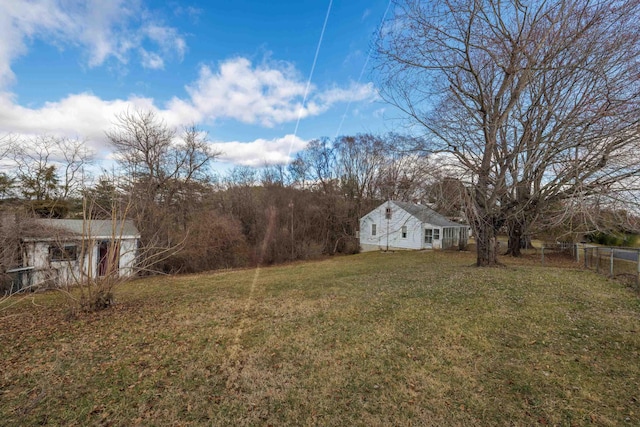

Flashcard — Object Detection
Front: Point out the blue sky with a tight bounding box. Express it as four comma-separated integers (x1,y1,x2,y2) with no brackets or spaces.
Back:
0,0,396,170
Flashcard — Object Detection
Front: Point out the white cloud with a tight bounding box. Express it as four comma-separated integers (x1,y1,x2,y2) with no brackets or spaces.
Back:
143,24,186,60
211,135,309,167
0,0,186,88
0,57,377,164
317,82,378,105
140,49,164,70
0,91,155,156
185,58,308,127
163,97,203,128
184,58,377,127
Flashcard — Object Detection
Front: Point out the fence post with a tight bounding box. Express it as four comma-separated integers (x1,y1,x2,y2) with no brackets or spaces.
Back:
637,250,640,292
584,247,587,269
596,247,599,273
610,249,614,278
575,244,579,263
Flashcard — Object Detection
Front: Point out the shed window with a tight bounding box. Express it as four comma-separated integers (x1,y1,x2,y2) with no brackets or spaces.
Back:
424,229,432,244
433,229,440,240
49,245,78,261
385,207,392,219
371,224,377,236
401,226,407,238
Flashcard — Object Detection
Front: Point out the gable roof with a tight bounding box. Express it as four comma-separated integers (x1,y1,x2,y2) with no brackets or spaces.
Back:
23,219,140,241
391,201,466,228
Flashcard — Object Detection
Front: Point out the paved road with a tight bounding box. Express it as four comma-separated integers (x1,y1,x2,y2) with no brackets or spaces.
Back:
612,248,639,262
591,247,639,262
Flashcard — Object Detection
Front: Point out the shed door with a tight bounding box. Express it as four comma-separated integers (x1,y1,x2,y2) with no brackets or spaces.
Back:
98,241,120,277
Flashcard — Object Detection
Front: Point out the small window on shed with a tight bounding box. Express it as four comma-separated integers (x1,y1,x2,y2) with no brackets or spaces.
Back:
49,245,78,262
401,226,407,238
372,224,377,236
433,229,440,240
385,207,392,219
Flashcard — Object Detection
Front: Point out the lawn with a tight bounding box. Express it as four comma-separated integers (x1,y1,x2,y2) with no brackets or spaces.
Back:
1,250,639,426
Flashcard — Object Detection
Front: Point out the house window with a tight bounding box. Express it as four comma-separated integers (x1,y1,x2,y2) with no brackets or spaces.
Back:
372,224,377,236
385,207,392,219
401,226,407,238
424,229,433,244
433,229,440,240
49,244,78,261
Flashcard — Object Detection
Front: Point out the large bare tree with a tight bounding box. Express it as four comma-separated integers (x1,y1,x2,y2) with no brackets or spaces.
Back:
376,0,640,265
105,109,221,272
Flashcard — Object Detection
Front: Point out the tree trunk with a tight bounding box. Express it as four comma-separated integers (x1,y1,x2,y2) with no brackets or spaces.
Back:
506,219,523,257
473,215,500,266
470,177,501,266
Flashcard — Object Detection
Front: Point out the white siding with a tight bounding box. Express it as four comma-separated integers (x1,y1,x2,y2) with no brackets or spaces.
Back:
24,238,138,288
359,202,469,252
118,239,138,277
360,203,425,251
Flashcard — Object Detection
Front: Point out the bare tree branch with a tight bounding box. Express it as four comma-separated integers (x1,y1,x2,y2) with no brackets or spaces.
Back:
376,0,640,264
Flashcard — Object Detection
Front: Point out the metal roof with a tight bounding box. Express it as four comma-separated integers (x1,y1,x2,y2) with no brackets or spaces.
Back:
391,201,467,228
24,219,140,240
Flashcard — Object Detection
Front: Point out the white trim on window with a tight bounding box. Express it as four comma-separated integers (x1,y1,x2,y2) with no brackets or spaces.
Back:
424,228,433,244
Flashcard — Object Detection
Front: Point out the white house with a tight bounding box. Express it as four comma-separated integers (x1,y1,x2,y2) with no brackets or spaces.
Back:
360,201,469,252
16,219,140,290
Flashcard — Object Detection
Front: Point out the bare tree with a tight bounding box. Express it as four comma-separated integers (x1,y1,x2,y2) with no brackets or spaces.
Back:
288,156,309,190
373,134,442,202
0,136,13,199
105,110,220,272
303,137,338,194
260,163,287,187
0,210,25,296
7,135,92,217
107,112,219,189
106,110,176,182
53,193,181,313
0,173,13,200
335,134,385,203
0,133,12,164
376,0,640,265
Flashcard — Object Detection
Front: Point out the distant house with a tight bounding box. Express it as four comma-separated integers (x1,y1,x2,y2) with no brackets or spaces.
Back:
13,219,140,291
359,201,469,252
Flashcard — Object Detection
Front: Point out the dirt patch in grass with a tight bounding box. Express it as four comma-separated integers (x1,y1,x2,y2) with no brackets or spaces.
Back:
1,251,639,426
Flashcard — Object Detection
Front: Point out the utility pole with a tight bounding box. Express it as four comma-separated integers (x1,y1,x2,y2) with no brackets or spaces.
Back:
386,200,390,251
289,200,294,259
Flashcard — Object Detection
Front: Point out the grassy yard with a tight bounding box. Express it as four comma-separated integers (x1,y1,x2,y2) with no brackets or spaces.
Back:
1,250,639,426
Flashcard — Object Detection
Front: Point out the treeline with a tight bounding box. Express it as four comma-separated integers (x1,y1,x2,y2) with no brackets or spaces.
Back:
0,110,463,275
2,109,639,280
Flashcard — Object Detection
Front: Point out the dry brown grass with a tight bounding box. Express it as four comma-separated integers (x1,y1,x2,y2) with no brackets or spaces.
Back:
1,250,639,426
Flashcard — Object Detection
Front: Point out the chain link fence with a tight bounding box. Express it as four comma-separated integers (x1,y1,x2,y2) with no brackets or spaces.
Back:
575,244,640,290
